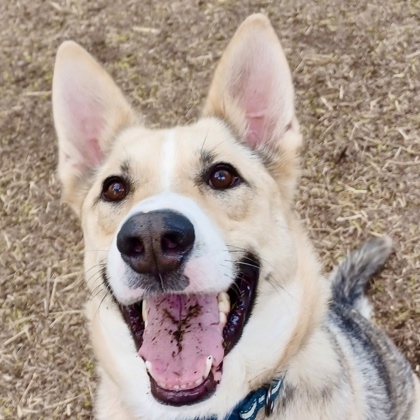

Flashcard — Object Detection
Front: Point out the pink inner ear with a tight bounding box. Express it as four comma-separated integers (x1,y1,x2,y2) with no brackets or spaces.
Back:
83,137,102,169
65,87,105,170
240,62,275,148
244,102,268,148
78,111,104,168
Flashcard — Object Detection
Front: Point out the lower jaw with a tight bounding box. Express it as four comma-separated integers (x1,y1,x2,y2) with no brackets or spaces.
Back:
150,371,218,406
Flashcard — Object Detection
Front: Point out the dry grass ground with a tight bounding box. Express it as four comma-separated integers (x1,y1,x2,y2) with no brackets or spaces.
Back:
0,0,419,418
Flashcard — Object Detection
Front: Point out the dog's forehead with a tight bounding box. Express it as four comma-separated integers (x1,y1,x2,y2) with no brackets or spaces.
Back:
110,117,247,176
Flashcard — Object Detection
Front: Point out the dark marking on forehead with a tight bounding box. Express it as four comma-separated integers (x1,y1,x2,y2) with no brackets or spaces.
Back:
199,149,218,167
209,117,268,166
120,160,131,176
207,111,244,141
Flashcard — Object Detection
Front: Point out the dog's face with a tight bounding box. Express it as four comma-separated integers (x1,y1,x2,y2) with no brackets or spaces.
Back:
53,14,323,419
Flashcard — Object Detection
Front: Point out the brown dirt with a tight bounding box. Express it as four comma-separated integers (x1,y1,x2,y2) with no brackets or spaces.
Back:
1,0,419,418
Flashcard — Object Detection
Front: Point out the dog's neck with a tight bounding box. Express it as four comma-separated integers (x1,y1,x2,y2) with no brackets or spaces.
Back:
196,376,285,420
265,315,346,418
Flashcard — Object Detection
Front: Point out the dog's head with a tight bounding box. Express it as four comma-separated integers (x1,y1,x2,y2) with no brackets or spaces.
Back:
53,14,325,419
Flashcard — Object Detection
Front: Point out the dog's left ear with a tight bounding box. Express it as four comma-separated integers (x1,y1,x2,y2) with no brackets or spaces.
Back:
204,14,301,198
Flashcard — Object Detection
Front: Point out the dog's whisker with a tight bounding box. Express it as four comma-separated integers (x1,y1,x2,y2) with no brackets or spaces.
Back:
84,250,109,253
85,274,103,289
84,263,104,275
221,252,293,299
89,281,108,301
94,290,111,322
235,261,260,270
200,128,210,156
84,261,106,275
265,276,291,298
225,244,288,278
85,267,106,286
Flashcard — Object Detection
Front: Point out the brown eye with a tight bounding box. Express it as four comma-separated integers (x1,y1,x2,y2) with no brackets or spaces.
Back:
102,177,128,202
207,164,241,190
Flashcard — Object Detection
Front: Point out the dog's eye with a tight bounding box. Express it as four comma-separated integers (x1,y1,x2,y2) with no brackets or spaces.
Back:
101,176,128,202
207,164,241,190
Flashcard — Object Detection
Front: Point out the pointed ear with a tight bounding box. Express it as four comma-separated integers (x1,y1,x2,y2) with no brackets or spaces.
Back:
52,41,137,212
203,14,301,155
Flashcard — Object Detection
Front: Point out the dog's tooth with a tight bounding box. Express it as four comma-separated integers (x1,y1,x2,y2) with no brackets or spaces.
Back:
195,377,204,386
217,291,230,304
142,300,148,323
173,385,180,391
180,384,187,390
219,311,224,325
157,380,166,388
145,361,152,374
217,292,230,314
219,311,227,326
218,301,229,314
204,355,213,379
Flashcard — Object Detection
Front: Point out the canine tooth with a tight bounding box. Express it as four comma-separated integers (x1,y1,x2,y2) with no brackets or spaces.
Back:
145,360,152,373
217,292,230,314
217,291,230,305
195,377,204,386
204,356,213,379
142,300,148,323
219,311,227,326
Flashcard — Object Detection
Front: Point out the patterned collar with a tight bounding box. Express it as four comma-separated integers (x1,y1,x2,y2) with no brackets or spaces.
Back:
196,376,285,420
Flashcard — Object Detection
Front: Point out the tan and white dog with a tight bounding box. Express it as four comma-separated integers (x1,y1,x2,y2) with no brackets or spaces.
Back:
52,14,420,420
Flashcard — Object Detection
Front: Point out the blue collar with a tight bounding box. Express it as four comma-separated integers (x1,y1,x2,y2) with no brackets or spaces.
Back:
197,376,284,420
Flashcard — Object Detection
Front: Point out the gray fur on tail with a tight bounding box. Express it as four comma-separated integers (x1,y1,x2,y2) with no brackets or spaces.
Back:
331,236,393,308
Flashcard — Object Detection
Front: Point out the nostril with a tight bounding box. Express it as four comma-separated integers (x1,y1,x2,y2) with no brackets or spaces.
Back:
126,237,144,257
161,233,182,253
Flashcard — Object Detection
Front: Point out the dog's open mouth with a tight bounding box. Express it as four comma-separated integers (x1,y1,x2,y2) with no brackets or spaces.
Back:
118,255,259,406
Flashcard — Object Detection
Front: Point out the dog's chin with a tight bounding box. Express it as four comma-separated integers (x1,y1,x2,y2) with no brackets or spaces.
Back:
115,254,260,406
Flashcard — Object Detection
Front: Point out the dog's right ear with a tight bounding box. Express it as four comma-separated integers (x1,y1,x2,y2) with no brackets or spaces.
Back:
52,41,137,213
203,15,302,202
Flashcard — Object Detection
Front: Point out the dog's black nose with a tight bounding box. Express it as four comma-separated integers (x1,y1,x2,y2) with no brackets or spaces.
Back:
117,210,195,275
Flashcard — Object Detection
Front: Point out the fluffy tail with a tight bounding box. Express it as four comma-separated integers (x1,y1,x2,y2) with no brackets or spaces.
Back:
331,236,393,311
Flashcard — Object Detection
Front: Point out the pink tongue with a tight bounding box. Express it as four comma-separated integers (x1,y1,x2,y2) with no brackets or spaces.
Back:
139,294,224,390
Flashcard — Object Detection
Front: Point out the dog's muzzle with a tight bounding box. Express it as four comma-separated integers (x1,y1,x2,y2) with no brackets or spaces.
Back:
110,208,260,407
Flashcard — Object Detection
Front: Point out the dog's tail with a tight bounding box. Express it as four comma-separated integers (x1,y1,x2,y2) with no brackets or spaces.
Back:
330,236,393,314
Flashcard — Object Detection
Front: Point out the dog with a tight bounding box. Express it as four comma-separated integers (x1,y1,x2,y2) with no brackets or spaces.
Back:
52,13,420,420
